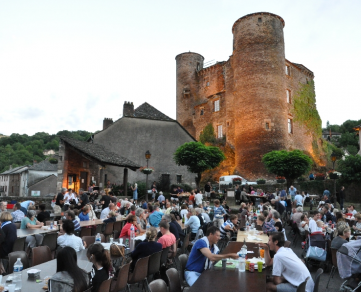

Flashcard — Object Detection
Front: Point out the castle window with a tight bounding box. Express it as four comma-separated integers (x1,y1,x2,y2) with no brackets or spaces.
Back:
265,122,270,130
227,121,230,127
285,65,291,76
197,62,200,71
286,89,291,103
258,17,262,23
200,108,204,116
217,125,223,138
214,100,220,112
206,81,210,87
288,119,293,134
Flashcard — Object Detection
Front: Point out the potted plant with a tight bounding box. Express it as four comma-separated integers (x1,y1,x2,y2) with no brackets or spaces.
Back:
276,176,286,183
328,170,339,179
139,166,154,175
256,178,266,184
232,177,242,185
315,173,325,180
48,158,58,164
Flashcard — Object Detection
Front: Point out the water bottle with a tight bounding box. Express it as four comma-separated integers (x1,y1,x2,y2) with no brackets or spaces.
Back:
323,215,326,223
130,225,135,240
95,233,101,244
50,222,53,230
246,220,250,231
13,258,23,290
238,254,246,272
146,221,150,231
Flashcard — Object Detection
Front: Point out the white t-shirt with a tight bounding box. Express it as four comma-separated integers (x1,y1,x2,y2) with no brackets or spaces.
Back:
180,209,188,218
100,207,110,219
273,247,314,292
308,218,318,233
195,193,203,206
64,193,75,204
57,234,85,252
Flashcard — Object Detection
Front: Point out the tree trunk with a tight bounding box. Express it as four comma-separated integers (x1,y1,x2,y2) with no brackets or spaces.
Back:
195,172,202,189
286,178,294,189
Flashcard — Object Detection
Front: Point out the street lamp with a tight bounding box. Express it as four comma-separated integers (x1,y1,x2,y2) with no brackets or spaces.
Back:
145,150,151,201
331,152,337,170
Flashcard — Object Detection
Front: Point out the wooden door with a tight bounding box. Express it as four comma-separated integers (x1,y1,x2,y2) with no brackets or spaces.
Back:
80,172,88,191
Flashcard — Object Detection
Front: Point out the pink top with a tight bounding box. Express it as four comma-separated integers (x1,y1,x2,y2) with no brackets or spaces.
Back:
158,232,176,249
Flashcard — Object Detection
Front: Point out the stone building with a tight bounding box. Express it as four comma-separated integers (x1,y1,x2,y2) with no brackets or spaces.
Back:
91,102,196,189
176,12,322,180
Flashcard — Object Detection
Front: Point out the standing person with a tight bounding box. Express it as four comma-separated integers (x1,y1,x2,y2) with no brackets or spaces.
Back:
49,247,89,292
87,244,111,292
131,183,138,204
188,191,195,208
323,188,331,200
100,191,111,210
56,188,66,210
185,226,238,286
213,199,227,228
204,182,211,200
0,212,17,258
294,192,304,207
157,192,165,204
266,232,314,292
235,185,241,205
20,200,35,211
288,186,297,201
195,190,203,207
339,186,345,210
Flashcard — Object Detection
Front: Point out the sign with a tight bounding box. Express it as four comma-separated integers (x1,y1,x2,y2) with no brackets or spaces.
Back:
227,191,235,197
58,170,62,174
81,179,84,183
31,191,40,197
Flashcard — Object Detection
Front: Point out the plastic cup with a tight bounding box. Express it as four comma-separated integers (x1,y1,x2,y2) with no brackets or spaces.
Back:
257,262,263,272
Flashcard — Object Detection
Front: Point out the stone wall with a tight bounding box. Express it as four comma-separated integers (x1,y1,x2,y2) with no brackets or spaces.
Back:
0,196,54,209
28,175,57,197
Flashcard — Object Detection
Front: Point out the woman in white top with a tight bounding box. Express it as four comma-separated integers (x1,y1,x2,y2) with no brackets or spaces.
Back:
180,204,188,219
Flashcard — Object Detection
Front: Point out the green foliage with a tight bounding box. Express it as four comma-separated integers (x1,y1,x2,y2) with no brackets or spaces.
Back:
338,132,359,148
292,80,322,137
346,145,358,156
338,155,361,185
339,119,361,134
0,130,92,173
262,150,313,187
199,123,216,144
174,142,225,186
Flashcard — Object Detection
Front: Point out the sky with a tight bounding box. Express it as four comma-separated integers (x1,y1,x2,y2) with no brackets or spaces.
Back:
0,0,360,136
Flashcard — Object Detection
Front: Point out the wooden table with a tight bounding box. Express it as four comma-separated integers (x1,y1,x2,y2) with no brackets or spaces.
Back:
188,242,268,292
1,258,92,292
79,216,125,227
237,230,269,244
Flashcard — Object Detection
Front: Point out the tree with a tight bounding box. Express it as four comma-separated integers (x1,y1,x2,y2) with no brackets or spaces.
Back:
262,150,312,188
199,123,216,144
338,155,361,185
346,145,358,156
338,132,359,148
174,142,225,187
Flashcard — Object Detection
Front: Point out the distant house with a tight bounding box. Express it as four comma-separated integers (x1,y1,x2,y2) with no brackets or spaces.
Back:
0,165,28,196
322,131,342,141
43,149,56,156
90,101,196,190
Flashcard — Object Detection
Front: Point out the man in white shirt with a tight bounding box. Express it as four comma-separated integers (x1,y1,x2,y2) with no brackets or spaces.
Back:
308,211,321,233
64,189,75,204
266,232,314,292
100,203,115,219
57,220,86,252
294,192,304,207
195,191,203,207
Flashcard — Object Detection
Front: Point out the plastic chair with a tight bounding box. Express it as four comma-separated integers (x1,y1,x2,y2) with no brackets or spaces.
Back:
82,236,95,247
32,246,52,266
93,224,103,236
160,246,170,268
128,256,150,291
113,221,123,233
178,254,189,289
41,232,58,258
166,268,182,292
103,222,114,242
14,222,21,229
12,237,26,252
8,251,29,273
296,277,308,292
147,250,162,280
98,278,112,292
113,230,120,240
168,239,180,269
148,279,167,292
182,233,190,255
291,222,301,247
326,248,338,288
313,268,323,292
284,240,291,248
80,227,92,237
110,261,131,292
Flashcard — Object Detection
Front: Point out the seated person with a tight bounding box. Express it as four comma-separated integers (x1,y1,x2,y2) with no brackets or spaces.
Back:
49,246,89,292
185,209,201,240
0,212,17,258
20,210,44,248
130,227,162,271
66,211,81,232
57,220,86,252
157,220,176,249
36,204,50,223
195,208,205,226
120,203,131,216
257,214,276,234
266,232,314,292
185,226,238,286
354,213,361,232
103,211,117,224
220,214,238,239
78,206,90,221
323,205,334,223
331,224,350,250
11,203,25,222
308,211,321,233
298,214,309,235
149,206,163,227
347,205,357,216
119,215,139,240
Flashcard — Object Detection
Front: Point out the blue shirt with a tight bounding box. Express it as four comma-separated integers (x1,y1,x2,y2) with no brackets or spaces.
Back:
289,188,297,197
20,201,34,210
280,190,287,198
78,212,89,221
213,206,226,218
323,190,331,198
185,215,200,234
157,195,165,203
73,219,81,231
149,211,163,227
11,210,25,222
186,238,217,273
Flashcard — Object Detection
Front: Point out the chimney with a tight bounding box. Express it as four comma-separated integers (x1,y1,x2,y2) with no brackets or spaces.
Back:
103,118,113,130
123,101,134,117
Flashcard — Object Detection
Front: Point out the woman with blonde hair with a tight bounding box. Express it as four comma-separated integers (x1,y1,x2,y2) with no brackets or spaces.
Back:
0,211,17,258
130,227,162,271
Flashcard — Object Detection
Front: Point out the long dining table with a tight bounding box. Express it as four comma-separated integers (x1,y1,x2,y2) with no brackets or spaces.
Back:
237,230,269,244
187,242,269,292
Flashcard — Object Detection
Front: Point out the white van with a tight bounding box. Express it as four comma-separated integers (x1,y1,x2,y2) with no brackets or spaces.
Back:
219,175,256,191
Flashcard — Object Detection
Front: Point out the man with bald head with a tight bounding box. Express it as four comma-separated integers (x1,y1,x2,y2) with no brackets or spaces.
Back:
100,203,115,219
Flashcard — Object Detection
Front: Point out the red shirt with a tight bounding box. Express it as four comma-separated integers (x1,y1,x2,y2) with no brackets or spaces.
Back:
158,232,176,248
189,195,195,204
119,223,138,238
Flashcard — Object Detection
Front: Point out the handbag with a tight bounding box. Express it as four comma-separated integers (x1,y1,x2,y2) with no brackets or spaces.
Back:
305,246,327,261
110,243,125,257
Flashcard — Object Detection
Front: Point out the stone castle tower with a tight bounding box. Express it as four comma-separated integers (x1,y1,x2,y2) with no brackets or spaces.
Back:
176,12,319,180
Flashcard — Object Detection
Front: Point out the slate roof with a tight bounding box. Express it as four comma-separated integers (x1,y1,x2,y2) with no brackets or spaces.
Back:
28,174,56,187
133,102,173,121
1,165,28,175
292,63,314,76
29,160,58,172
60,137,141,170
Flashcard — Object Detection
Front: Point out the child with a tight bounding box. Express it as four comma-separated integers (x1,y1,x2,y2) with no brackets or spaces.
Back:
299,214,309,235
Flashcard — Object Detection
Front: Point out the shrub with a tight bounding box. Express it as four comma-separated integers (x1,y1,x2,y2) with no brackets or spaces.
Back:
256,179,266,184
315,173,325,181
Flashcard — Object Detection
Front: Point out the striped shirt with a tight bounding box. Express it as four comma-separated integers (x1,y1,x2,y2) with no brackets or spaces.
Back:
213,206,226,219
220,220,234,238
73,219,81,231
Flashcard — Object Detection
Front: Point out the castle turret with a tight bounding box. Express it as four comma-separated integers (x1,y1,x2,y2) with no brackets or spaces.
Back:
232,13,288,179
175,52,204,138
